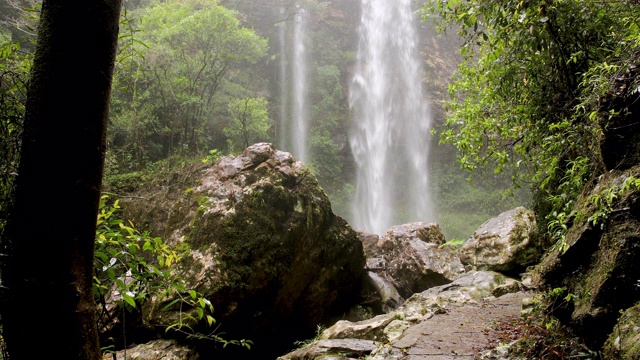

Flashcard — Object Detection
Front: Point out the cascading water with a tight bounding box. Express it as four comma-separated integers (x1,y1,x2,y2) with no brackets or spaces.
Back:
291,6,309,162
276,4,311,162
278,6,288,150
349,0,434,235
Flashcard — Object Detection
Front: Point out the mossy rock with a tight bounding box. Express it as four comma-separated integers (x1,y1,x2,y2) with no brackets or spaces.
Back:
603,302,640,360
534,165,640,348
134,143,365,353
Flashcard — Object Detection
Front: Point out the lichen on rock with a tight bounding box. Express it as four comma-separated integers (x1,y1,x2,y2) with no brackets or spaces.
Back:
125,143,365,353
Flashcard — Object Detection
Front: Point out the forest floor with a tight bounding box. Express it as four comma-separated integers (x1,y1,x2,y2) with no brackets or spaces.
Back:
385,291,531,359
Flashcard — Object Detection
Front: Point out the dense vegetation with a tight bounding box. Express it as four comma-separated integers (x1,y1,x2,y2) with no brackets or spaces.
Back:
423,0,640,248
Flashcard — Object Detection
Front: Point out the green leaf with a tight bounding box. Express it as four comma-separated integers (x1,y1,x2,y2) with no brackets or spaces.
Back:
161,298,181,311
122,291,136,308
143,241,153,251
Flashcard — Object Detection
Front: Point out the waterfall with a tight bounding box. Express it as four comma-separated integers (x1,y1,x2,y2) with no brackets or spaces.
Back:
278,6,288,150
291,5,309,162
277,4,309,162
349,0,434,235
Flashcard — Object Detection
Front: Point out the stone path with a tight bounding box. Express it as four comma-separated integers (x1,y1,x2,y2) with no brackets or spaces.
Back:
382,292,529,359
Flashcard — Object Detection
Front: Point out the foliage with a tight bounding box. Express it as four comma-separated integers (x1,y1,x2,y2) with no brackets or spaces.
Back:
108,0,268,171
438,237,466,249
432,159,530,240
422,0,640,246
224,96,271,152
0,39,30,240
94,195,252,351
308,64,347,195
201,148,222,165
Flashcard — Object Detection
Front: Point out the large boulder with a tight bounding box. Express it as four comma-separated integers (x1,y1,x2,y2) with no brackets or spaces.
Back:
535,165,640,348
458,207,540,274
125,143,364,356
362,223,465,300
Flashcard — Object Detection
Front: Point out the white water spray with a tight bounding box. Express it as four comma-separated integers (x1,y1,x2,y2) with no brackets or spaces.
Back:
349,0,434,235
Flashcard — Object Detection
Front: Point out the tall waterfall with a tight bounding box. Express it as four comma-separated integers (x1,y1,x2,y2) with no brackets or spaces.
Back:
349,0,434,235
278,6,288,150
291,6,309,162
278,4,309,162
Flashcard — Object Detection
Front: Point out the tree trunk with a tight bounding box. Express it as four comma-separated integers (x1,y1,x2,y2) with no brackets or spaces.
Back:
1,1,122,359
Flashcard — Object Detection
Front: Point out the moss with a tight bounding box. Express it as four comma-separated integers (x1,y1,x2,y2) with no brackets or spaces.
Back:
185,178,303,289
604,303,640,359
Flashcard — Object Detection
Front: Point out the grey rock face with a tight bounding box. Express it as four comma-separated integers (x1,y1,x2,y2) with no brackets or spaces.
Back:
536,165,640,347
459,207,540,273
369,222,465,298
138,143,365,348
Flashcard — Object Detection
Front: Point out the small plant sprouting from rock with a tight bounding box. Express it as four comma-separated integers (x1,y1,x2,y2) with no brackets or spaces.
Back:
201,149,222,165
293,324,326,349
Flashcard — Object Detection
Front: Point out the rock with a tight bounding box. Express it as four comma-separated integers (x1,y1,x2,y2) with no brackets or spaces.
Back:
282,271,522,360
367,345,405,360
278,271,524,359
365,271,404,312
478,340,522,360
603,302,640,360
101,339,199,360
277,339,378,360
320,313,398,342
358,231,381,258
535,165,640,347
492,277,522,298
129,143,364,354
402,270,519,312
372,222,465,298
459,207,540,274
599,68,640,171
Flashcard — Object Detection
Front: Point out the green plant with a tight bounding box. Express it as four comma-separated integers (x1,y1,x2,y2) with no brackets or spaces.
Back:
438,238,466,249
201,149,222,164
94,195,252,350
421,0,639,253
293,324,326,348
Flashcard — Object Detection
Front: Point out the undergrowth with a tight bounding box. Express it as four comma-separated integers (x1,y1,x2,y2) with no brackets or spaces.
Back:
485,289,600,360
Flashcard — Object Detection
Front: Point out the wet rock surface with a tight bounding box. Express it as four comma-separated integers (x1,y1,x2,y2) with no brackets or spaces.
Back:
360,223,465,304
371,292,529,360
280,271,529,360
458,207,540,274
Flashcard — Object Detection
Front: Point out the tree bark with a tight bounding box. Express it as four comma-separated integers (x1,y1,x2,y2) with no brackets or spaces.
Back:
1,1,122,358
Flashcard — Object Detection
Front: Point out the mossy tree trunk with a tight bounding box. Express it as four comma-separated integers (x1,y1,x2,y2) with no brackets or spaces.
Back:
1,0,122,358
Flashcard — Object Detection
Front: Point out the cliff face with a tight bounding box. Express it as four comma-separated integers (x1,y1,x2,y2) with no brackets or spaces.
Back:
535,165,640,348
534,67,640,355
